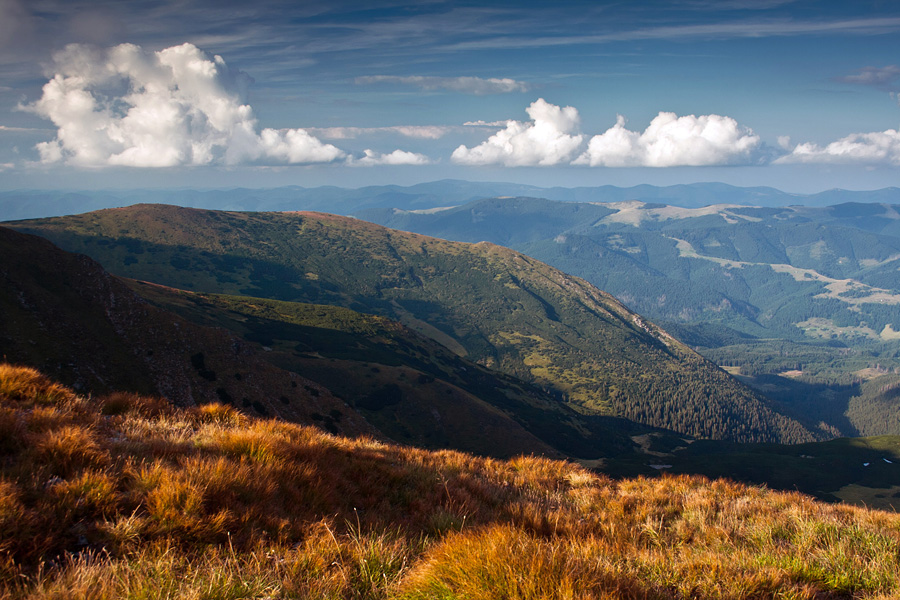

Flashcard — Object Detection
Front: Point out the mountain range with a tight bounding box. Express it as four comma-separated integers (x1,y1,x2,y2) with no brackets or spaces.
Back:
5,199,900,505
6,180,900,221
6,205,814,444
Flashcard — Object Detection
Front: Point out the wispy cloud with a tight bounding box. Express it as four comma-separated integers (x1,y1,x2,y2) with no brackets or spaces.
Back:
836,65,900,90
463,120,512,127
355,75,531,95
349,149,432,166
446,17,900,51
0,125,52,132
309,125,455,140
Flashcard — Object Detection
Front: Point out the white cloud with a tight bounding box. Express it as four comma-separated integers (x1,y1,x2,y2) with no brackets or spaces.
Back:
777,128,900,165
355,75,530,95
309,125,453,140
451,98,584,166
350,149,432,166
573,112,761,167
23,42,344,167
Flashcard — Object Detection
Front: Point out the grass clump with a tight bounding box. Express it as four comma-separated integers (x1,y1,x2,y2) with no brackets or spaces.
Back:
1,362,899,599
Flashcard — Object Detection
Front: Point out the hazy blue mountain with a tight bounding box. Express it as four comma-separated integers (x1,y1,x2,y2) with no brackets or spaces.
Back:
5,180,900,220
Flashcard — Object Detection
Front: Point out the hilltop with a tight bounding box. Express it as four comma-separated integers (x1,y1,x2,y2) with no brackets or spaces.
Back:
2,364,899,599
9,204,814,443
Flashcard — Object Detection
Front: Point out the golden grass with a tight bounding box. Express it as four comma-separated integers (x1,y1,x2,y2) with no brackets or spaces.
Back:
1,362,899,599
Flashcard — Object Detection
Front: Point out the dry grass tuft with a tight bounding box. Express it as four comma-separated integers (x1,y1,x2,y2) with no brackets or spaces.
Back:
0,364,74,406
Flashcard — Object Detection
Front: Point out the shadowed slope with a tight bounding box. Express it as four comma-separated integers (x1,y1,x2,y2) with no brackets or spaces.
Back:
1,225,660,460
0,225,374,437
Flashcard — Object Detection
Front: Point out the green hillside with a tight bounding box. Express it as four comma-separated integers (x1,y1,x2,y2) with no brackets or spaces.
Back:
2,225,669,461
9,205,814,443
359,197,900,437
360,197,900,344
129,281,663,460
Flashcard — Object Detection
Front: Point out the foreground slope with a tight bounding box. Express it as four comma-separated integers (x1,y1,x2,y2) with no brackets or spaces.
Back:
10,204,814,442
1,365,899,600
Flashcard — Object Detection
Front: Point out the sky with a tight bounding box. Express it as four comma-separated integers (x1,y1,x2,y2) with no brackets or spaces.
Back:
2,0,900,192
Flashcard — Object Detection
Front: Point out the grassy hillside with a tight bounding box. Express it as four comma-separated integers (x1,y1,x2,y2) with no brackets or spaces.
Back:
1,224,670,461
9,205,814,443
128,281,664,460
2,364,900,600
361,197,900,345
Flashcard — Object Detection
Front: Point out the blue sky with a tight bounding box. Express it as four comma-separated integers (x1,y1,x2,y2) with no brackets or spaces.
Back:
2,0,900,192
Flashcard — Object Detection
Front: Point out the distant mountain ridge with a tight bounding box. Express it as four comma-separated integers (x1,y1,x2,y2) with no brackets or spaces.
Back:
359,196,900,345
5,179,900,220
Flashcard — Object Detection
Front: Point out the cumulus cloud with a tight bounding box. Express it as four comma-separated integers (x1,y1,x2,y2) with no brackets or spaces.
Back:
573,112,761,167
777,128,900,165
451,98,584,166
355,75,530,95
23,42,344,167
350,149,432,166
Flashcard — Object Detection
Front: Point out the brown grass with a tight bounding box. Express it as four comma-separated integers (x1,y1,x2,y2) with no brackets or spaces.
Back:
0,362,899,599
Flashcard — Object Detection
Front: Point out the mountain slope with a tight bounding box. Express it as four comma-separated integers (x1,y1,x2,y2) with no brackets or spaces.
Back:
0,225,376,438
128,281,665,460
359,197,900,344
9,204,815,443
2,365,899,599
5,224,666,460
358,197,900,437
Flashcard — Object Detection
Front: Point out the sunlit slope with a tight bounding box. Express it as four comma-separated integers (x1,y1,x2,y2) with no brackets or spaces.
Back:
361,197,900,344
11,204,814,443
1,364,899,600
